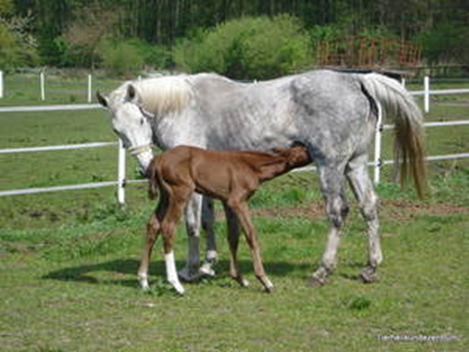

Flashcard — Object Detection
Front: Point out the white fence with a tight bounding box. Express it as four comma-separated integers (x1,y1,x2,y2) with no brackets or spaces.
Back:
0,70,95,103
0,76,468,204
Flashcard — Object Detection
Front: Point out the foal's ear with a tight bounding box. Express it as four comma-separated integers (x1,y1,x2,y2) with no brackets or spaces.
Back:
96,91,108,107
272,147,288,156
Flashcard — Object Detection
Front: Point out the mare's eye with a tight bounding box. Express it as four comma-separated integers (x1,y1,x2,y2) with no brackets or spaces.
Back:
140,118,145,125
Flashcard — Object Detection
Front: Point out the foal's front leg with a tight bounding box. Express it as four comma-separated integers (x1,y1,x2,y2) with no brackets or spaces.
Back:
223,203,249,288
228,200,274,292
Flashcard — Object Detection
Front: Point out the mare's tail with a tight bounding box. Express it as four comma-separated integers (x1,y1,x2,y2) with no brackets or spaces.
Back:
360,73,426,198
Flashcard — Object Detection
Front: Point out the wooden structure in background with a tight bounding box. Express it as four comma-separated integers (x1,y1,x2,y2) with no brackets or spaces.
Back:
317,36,422,70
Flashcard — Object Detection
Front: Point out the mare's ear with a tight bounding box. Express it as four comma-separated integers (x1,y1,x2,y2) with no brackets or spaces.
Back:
96,91,108,107
125,84,140,104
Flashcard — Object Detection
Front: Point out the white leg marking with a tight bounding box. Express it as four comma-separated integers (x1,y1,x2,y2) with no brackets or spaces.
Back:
165,251,185,294
138,273,150,291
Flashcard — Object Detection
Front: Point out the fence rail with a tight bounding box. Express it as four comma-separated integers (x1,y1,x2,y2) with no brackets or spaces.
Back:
0,76,468,203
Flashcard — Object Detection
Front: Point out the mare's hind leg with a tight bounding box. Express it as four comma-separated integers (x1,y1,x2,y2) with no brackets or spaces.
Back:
346,154,382,283
223,203,249,288
310,164,349,286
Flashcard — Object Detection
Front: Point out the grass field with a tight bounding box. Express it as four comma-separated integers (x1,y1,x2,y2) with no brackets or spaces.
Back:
0,74,468,352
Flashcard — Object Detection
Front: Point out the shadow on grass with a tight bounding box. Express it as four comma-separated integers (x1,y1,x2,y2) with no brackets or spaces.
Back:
42,258,315,288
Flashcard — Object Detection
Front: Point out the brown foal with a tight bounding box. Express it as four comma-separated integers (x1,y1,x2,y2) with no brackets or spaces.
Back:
138,144,311,294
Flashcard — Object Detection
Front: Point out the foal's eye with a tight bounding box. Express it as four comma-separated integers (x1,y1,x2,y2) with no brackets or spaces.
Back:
140,118,145,125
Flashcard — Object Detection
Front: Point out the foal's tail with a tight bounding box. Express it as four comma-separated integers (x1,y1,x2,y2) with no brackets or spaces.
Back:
147,157,161,200
360,73,426,198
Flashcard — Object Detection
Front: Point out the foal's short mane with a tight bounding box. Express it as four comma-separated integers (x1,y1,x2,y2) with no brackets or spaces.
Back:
113,75,193,117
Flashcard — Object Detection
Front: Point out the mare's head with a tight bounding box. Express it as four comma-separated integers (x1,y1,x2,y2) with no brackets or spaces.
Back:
272,144,311,169
97,83,154,174
97,76,193,175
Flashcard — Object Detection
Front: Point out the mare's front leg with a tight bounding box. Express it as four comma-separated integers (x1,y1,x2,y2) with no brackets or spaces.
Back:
310,164,349,286
178,193,203,282
200,197,218,274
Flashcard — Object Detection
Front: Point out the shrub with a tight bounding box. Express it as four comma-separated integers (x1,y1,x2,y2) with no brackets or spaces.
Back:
100,39,145,77
417,23,469,64
173,15,312,80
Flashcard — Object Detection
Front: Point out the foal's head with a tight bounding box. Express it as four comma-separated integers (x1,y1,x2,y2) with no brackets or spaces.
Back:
272,144,311,169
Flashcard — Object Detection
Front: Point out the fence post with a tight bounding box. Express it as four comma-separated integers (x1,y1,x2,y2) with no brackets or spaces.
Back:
373,101,383,184
424,76,430,113
40,71,45,101
87,74,92,103
0,71,3,98
117,139,126,204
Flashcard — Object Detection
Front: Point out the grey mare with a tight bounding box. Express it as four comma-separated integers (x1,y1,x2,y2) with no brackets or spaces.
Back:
97,70,425,287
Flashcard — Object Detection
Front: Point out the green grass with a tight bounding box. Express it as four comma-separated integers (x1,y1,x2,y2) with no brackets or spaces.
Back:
0,74,468,351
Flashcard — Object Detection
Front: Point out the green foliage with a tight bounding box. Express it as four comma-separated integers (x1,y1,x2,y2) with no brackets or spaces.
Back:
0,2,38,70
173,15,312,79
122,38,172,69
417,23,469,64
0,0,12,14
100,39,145,77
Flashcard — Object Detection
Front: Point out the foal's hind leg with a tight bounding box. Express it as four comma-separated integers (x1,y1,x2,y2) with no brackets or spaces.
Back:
346,154,382,283
161,188,194,294
138,212,160,290
138,192,168,290
310,164,349,286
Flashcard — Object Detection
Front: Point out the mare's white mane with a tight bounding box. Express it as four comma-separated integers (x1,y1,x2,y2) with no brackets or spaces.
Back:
111,75,193,117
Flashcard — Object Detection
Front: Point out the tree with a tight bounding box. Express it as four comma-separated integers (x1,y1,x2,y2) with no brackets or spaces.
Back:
0,0,37,70
62,0,121,69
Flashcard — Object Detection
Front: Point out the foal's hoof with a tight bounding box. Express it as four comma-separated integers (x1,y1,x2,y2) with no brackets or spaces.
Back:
199,262,216,278
138,275,150,291
359,266,379,284
258,277,274,293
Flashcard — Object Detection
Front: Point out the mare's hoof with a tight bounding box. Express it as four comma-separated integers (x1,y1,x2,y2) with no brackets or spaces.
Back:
178,267,200,282
308,275,327,287
263,285,275,293
359,266,379,283
309,267,330,287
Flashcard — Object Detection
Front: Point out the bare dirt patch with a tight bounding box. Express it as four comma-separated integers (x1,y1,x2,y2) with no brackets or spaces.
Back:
248,200,469,221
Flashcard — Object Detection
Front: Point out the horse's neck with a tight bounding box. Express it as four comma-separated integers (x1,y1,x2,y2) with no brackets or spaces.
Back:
149,114,191,150
257,158,290,182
